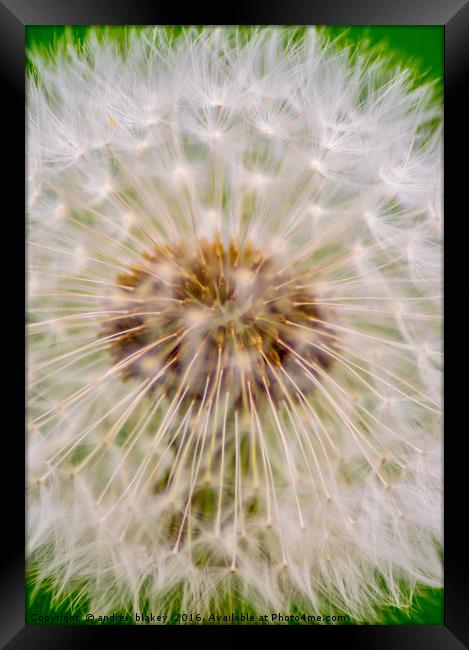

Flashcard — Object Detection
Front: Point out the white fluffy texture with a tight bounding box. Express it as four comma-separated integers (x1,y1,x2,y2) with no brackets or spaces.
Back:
27,27,442,621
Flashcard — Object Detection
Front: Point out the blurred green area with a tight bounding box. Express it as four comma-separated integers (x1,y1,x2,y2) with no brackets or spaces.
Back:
26,578,443,625
24,25,443,625
327,26,443,80
26,25,443,82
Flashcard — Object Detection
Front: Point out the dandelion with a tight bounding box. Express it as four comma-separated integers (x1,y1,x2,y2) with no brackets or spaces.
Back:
27,27,442,622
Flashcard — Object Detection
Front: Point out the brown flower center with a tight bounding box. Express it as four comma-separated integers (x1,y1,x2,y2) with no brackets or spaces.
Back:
102,235,336,409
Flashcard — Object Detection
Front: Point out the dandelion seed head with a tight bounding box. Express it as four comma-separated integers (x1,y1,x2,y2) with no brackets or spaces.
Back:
27,26,442,621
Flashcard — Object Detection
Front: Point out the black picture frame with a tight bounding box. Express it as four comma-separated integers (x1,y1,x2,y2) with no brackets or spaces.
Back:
2,0,467,646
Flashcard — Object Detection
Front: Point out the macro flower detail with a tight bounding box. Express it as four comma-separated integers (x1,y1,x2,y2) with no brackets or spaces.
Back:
102,235,336,402
27,27,443,622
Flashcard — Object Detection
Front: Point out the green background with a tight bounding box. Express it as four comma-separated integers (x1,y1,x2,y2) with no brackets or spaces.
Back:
26,25,443,625
26,25,443,84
